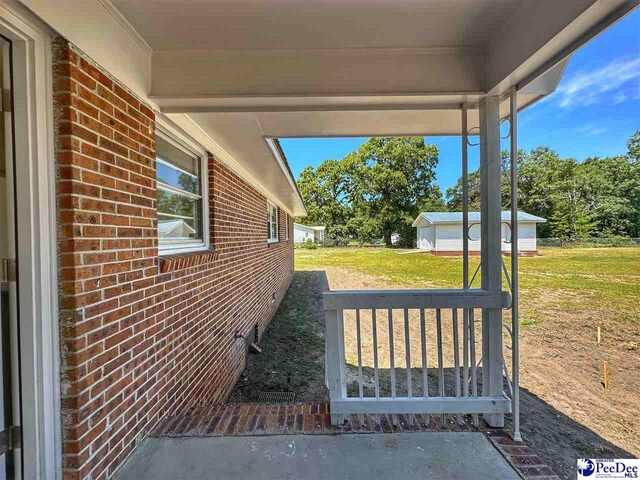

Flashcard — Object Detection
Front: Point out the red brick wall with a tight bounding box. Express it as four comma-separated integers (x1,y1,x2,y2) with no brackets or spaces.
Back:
53,38,294,479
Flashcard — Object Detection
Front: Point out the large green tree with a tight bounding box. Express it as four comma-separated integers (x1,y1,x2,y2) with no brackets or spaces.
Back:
349,137,440,246
296,160,353,238
579,155,640,237
296,137,441,246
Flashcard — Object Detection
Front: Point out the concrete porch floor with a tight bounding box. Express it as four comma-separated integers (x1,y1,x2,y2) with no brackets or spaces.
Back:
114,432,521,480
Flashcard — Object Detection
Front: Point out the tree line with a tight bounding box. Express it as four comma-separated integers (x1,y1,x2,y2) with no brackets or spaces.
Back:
296,130,640,247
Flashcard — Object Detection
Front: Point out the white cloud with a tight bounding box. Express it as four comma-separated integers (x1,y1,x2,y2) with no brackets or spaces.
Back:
574,125,606,136
555,56,640,109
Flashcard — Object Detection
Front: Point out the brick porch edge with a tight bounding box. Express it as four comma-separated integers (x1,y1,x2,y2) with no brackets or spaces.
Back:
151,403,559,479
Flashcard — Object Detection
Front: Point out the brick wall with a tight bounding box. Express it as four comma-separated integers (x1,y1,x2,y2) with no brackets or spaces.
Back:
53,38,294,479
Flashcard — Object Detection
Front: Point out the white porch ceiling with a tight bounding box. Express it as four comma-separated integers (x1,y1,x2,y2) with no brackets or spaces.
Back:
41,0,637,217
111,0,523,51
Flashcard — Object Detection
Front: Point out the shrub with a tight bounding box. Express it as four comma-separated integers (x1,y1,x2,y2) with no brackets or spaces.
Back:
300,239,317,249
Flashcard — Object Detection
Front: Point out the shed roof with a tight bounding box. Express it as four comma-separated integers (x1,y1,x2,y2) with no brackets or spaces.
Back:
412,211,546,227
294,223,315,232
158,220,196,236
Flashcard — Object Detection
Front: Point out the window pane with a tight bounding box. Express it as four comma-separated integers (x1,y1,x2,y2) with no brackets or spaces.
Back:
267,204,278,240
158,188,202,242
157,136,199,176
157,161,199,194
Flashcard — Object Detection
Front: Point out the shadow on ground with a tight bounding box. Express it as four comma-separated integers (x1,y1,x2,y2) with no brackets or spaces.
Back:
228,271,329,403
228,268,635,480
518,386,635,480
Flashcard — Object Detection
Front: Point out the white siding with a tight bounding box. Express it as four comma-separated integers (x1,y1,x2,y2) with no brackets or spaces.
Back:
417,226,435,251
417,226,435,250
434,224,481,252
428,221,537,252
517,222,537,251
294,225,314,243
500,221,537,251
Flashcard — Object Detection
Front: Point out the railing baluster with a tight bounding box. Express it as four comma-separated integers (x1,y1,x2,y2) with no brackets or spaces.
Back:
404,308,412,398
388,309,396,398
463,308,469,399
356,309,363,398
469,308,479,426
326,308,346,425
453,308,461,423
436,308,444,397
420,308,428,398
372,309,380,399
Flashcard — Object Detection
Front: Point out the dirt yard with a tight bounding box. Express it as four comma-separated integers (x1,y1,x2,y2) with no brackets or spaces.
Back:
231,247,639,479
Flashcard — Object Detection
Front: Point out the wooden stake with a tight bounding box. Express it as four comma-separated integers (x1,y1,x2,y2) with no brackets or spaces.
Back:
597,326,601,345
603,362,610,391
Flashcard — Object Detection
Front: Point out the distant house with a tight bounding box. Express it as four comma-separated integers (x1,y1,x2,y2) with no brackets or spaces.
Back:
158,220,196,239
412,211,546,255
294,223,326,243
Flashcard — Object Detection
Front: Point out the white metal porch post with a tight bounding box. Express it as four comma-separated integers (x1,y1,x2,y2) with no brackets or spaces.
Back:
479,95,505,428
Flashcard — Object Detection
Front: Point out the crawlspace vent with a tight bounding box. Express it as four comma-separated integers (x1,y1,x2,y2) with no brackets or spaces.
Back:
257,391,295,404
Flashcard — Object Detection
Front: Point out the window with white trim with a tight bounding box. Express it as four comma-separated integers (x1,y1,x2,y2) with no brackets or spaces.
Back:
267,202,278,242
285,214,289,241
156,132,207,252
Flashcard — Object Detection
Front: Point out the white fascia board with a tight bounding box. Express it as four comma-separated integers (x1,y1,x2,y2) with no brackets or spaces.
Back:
20,0,152,100
294,224,315,233
265,138,307,217
411,214,432,228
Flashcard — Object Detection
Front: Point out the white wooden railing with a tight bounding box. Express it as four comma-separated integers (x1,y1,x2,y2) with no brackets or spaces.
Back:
324,289,512,425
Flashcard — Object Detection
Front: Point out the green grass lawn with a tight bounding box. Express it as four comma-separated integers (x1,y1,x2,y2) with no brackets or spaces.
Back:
295,247,640,326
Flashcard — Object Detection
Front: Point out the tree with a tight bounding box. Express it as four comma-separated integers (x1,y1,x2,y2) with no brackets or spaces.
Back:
445,169,481,211
296,137,441,247
349,137,440,247
627,129,640,162
296,160,353,237
445,151,513,211
580,155,640,237
157,172,201,234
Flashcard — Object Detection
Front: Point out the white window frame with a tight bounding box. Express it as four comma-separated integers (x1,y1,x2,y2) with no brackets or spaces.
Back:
156,121,210,255
267,201,279,243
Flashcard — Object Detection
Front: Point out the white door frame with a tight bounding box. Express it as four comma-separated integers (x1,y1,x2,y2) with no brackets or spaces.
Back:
0,1,60,478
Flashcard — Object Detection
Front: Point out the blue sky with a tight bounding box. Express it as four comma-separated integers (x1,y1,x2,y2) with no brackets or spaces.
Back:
280,8,640,194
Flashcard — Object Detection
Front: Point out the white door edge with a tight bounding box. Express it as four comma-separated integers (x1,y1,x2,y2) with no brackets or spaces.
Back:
0,2,60,479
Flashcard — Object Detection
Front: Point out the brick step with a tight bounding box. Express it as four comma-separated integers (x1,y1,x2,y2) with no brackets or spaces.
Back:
151,402,489,438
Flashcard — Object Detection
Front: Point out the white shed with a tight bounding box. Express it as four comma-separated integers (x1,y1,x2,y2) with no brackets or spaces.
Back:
158,220,196,239
412,211,546,255
294,223,325,243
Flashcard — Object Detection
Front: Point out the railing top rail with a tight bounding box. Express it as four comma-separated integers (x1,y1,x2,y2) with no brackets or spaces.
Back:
323,288,511,310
